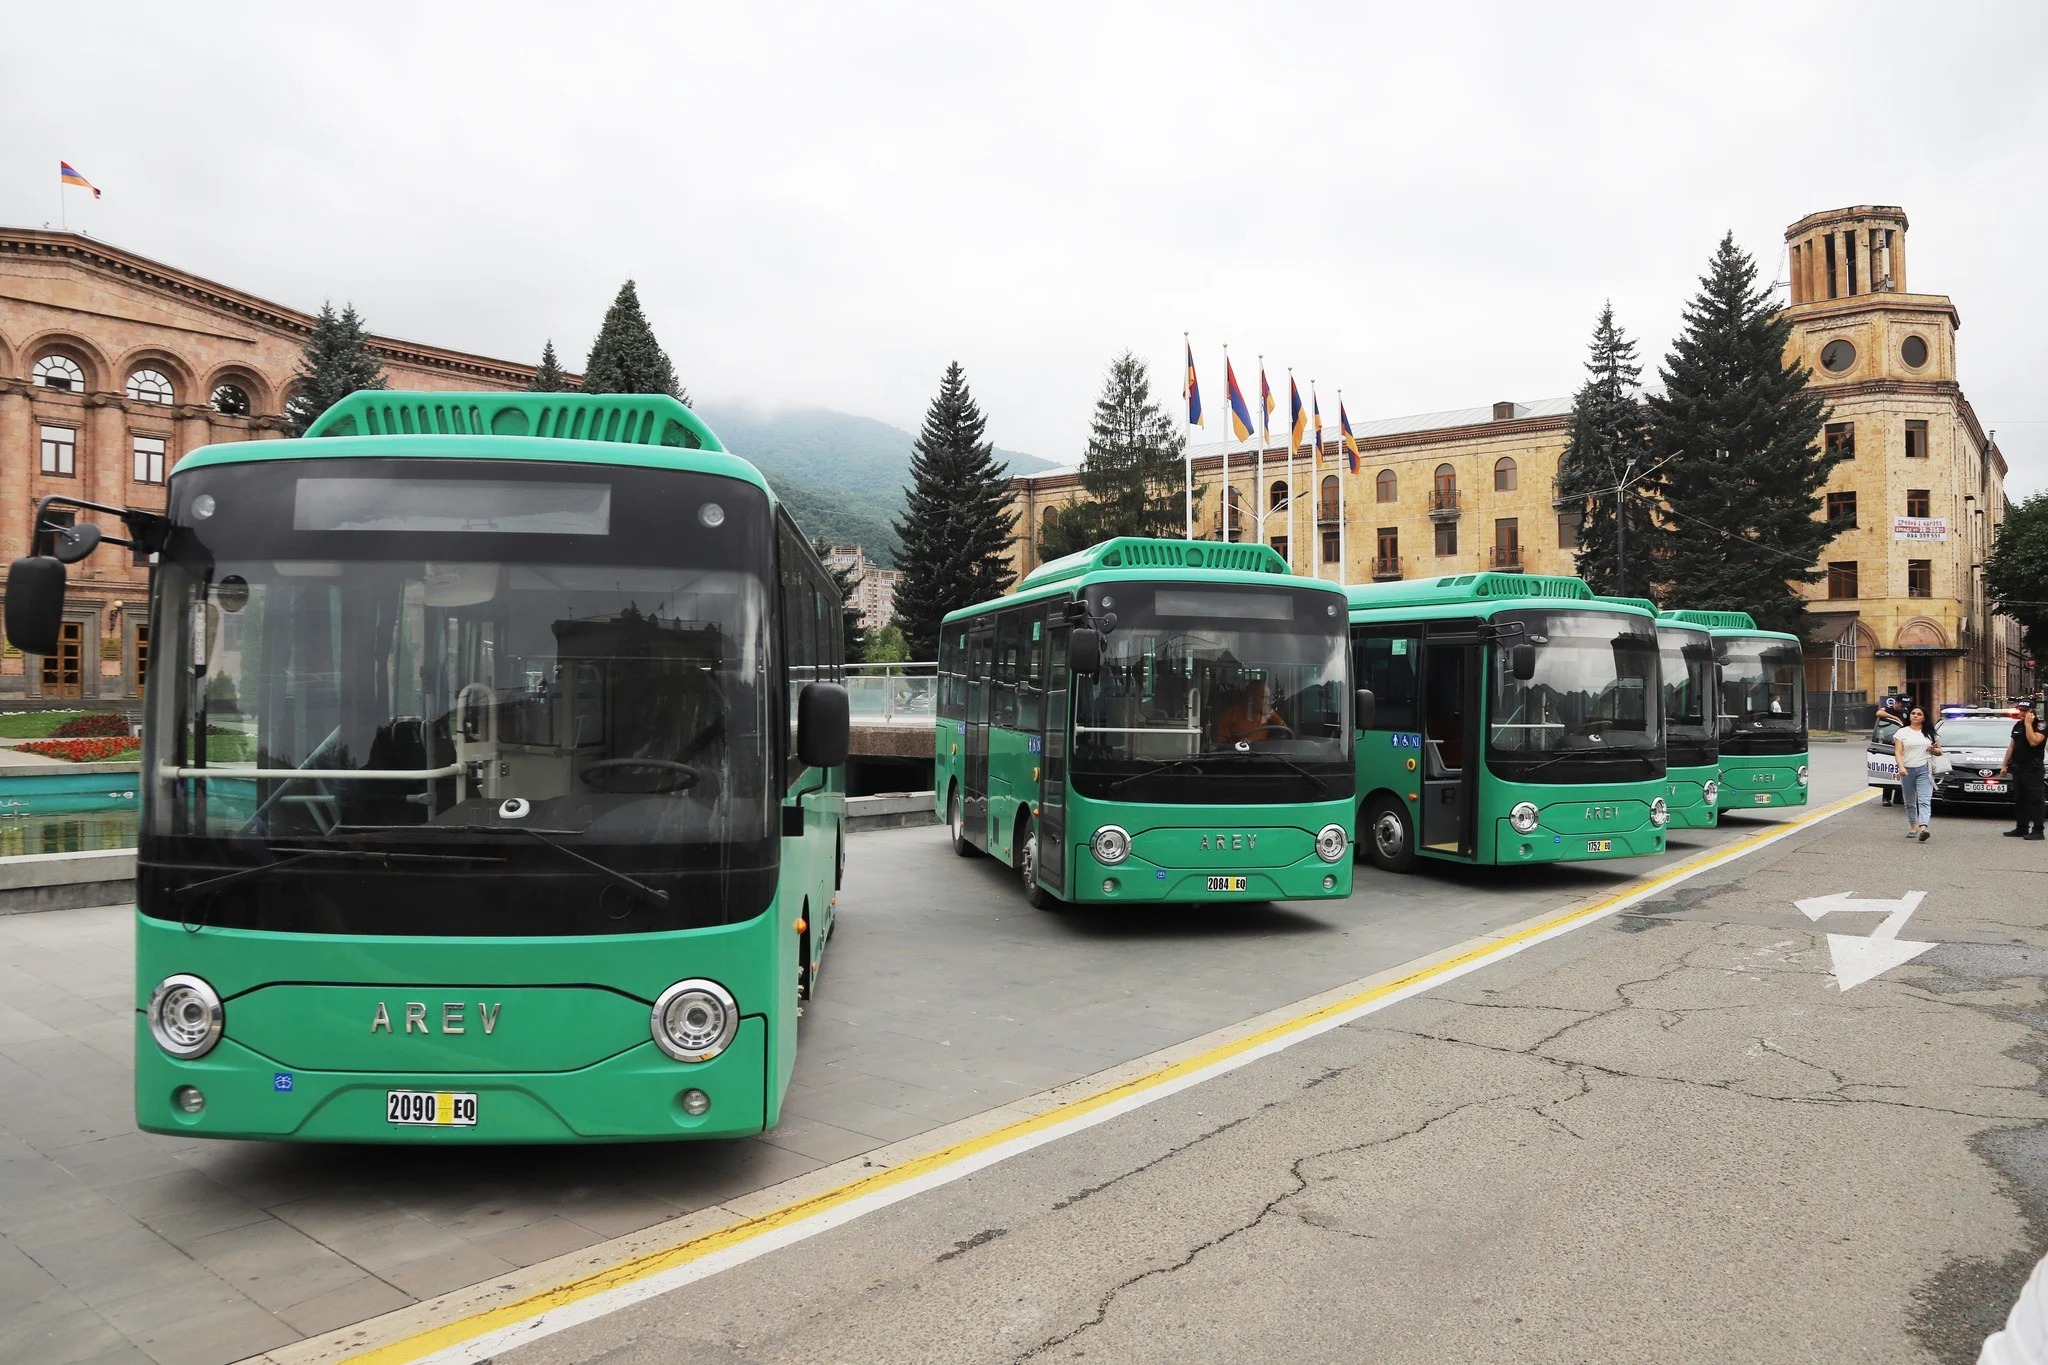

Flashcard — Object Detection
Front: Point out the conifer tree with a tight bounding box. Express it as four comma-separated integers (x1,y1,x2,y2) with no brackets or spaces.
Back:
1038,351,1189,560
1556,304,1662,598
581,281,689,404
814,536,868,662
1648,234,1835,635
1985,492,2048,665
892,362,1016,657
284,302,388,436
531,339,570,392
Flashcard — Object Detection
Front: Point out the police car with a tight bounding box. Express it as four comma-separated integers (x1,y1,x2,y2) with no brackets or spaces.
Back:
1870,706,2023,806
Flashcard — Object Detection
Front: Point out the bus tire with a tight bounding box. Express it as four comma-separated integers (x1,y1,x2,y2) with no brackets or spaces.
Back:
835,830,845,891
1020,815,1059,911
949,789,978,858
1363,796,1416,873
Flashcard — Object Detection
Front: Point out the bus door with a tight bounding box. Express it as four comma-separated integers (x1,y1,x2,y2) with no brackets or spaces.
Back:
1421,626,1481,858
1037,605,1071,894
963,619,994,850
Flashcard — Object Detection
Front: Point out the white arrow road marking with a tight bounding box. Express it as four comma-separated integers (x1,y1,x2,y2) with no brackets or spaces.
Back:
1798,890,1934,991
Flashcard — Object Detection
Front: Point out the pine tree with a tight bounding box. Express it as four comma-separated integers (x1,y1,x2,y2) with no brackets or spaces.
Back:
1648,234,1836,636
1985,492,2048,665
531,339,570,392
581,281,689,404
284,302,388,436
814,537,868,661
1038,351,1189,560
891,362,1016,657
1555,304,1662,598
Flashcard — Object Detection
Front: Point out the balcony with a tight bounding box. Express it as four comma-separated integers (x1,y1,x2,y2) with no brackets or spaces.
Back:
1211,512,1249,542
1550,477,1574,508
1316,500,1340,526
1487,545,1524,571
1428,488,1462,521
1371,555,1403,581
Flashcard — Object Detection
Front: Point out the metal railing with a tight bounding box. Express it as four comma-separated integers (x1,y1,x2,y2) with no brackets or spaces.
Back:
1316,500,1340,526
1428,488,1461,519
1371,555,1403,580
1487,545,1524,570
845,661,938,726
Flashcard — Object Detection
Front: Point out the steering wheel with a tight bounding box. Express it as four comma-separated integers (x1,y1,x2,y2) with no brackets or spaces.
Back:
1568,719,1616,737
578,759,701,794
1249,723,1296,741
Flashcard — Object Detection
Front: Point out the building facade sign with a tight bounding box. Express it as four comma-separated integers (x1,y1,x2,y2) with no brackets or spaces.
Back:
1891,516,1948,542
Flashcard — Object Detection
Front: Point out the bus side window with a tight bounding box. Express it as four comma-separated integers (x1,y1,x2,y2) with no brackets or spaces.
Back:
779,521,816,788
1019,616,1045,731
1350,631,1419,732
994,610,1026,729
939,630,965,721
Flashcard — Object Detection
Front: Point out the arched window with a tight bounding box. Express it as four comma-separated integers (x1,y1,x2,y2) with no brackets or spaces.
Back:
32,355,84,392
1494,456,1518,492
1268,481,1289,514
1320,475,1338,519
211,383,251,416
1434,463,1457,494
1375,468,1397,503
1042,505,1058,527
126,369,174,405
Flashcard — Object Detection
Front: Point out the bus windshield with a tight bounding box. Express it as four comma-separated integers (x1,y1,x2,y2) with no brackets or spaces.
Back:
1488,609,1662,759
1070,582,1351,803
1659,626,1717,755
1717,636,1805,738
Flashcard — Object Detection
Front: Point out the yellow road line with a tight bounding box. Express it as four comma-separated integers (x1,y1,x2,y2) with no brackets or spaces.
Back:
338,787,1874,1365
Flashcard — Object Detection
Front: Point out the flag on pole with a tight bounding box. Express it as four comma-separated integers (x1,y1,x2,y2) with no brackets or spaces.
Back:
1340,397,1361,471
1225,354,1253,442
1288,375,1306,453
1183,340,1203,427
59,163,101,199
1259,362,1275,443
1312,383,1324,453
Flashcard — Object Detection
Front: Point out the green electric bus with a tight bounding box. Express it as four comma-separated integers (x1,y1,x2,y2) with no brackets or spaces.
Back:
3,392,850,1143
1663,609,1810,812
936,538,1356,908
1347,574,1669,871
1596,598,1722,830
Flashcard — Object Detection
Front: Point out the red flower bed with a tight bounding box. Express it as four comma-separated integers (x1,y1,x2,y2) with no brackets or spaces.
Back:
53,713,132,738
16,737,141,762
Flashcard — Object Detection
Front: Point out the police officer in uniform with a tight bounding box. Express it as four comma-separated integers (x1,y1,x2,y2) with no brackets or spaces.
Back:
1997,697,2046,840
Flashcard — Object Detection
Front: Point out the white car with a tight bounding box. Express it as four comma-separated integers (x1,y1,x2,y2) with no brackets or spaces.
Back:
1868,708,2022,806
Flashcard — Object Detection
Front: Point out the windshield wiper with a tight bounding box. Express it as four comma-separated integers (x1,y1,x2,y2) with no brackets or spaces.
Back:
333,823,671,909
171,847,502,900
1502,748,1658,778
1107,758,1204,792
1197,748,1329,794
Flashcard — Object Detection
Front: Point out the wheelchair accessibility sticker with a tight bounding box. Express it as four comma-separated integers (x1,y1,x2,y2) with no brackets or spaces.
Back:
1390,733,1423,749
1028,736,1042,754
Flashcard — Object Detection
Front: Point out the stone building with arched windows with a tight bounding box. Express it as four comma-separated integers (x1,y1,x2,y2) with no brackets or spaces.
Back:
1007,204,2028,710
0,228,550,702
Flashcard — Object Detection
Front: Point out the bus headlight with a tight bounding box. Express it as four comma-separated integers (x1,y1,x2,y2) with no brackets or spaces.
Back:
651,980,739,1063
1796,765,1810,788
1650,797,1670,828
1703,779,1720,805
1090,825,1131,865
148,975,223,1059
1315,824,1348,862
1509,801,1540,834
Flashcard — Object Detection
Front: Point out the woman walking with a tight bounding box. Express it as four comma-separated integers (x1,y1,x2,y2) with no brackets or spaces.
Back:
1894,706,1943,841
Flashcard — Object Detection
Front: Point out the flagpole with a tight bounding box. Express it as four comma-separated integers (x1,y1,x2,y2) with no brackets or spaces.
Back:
1183,333,1193,540
1338,391,1350,588
1221,344,1232,547
1254,354,1266,559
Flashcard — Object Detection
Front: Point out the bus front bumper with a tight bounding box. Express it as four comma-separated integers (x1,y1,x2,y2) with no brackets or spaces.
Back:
1716,760,1809,810
134,1016,770,1143
1662,776,1720,829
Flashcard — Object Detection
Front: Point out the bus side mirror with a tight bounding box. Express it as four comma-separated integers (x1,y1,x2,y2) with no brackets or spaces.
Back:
5,557,68,657
1509,643,1537,681
1069,628,1101,676
1355,688,1377,732
796,682,850,769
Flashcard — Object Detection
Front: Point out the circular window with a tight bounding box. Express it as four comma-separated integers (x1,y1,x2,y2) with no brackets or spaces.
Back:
211,384,250,416
1901,335,1928,368
126,369,174,404
1820,340,1856,373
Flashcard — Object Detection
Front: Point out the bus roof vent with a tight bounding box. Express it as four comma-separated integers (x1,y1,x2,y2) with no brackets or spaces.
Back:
1663,608,1758,630
1345,572,1594,609
1471,573,1591,599
303,391,724,453
1595,595,1661,615
1020,537,1290,588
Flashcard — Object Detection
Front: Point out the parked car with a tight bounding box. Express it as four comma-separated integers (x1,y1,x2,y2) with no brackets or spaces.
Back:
1865,718,1901,799
1931,708,2024,806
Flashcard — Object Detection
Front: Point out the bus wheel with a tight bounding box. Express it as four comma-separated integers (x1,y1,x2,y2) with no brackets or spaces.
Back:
949,789,978,858
1365,797,1415,873
1020,817,1058,911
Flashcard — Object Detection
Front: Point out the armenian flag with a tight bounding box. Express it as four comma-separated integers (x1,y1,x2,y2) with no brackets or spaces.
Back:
1259,363,1275,442
1341,397,1361,471
59,163,100,199
1225,355,1253,442
1183,340,1203,427
1312,383,1324,454
1289,375,1306,453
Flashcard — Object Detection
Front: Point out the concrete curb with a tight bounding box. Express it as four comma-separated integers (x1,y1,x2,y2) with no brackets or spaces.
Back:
848,792,937,832
0,848,135,915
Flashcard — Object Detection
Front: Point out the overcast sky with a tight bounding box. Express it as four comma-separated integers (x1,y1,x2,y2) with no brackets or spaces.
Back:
5,1,2044,494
